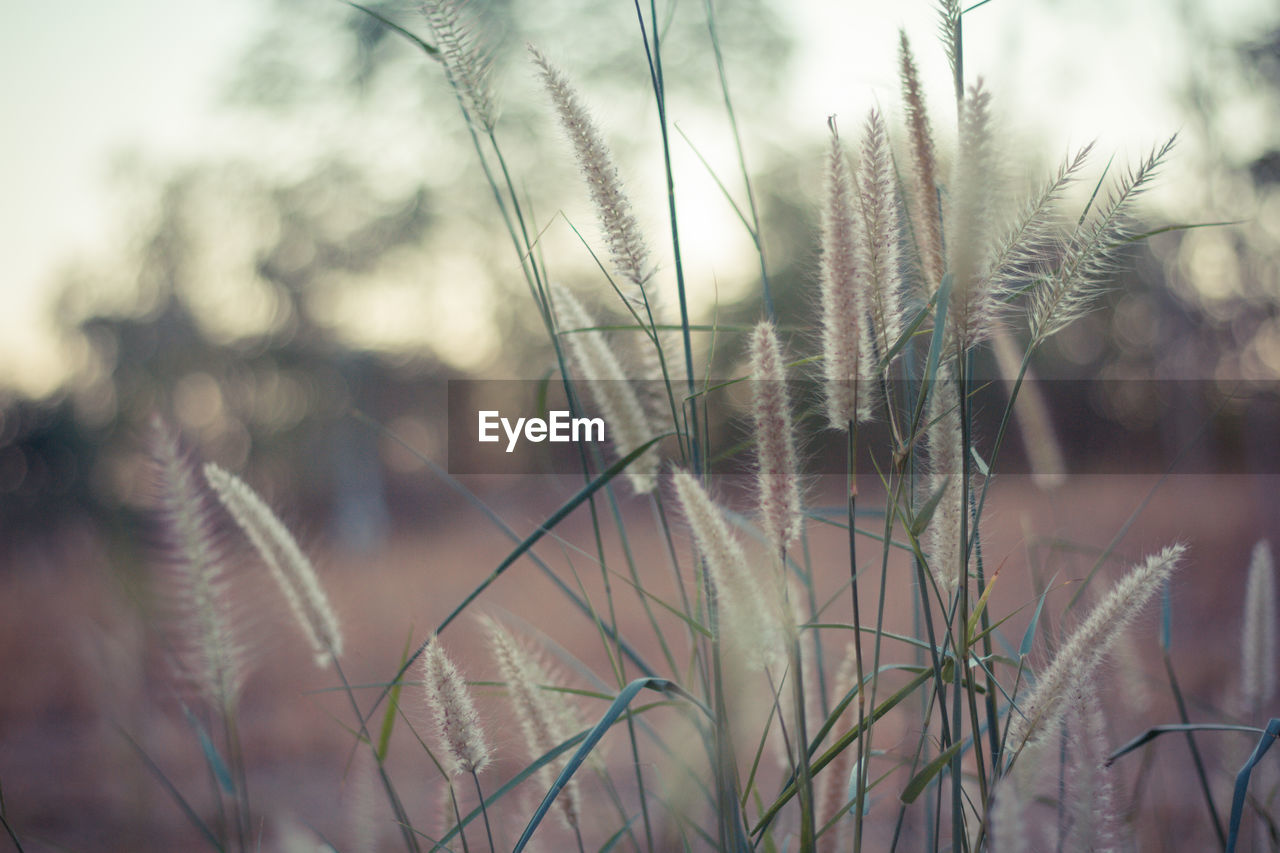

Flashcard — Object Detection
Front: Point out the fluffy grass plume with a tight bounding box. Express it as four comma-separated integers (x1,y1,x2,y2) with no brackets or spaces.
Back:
552,283,660,493
421,0,498,131
204,464,343,667
1065,685,1122,852
925,363,964,593
1241,539,1277,713
1030,136,1177,342
421,635,491,777
748,320,802,553
856,108,904,362
671,468,786,668
898,30,945,294
1007,544,1186,749
985,145,1094,304
483,617,583,832
529,43,652,298
946,81,1000,350
147,416,245,713
988,764,1033,853
819,122,870,427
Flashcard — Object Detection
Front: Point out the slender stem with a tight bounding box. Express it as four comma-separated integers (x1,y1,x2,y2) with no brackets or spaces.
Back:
957,354,989,817
632,0,700,474
471,770,496,853
1162,651,1228,849
786,561,817,851
847,423,869,852
701,0,773,319
333,659,420,853
220,711,249,853
450,783,472,853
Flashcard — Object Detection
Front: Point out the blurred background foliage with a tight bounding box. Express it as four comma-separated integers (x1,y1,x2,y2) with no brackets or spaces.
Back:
1,0,1278,556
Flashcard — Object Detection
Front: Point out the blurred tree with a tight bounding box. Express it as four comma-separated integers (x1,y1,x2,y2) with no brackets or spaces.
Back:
1,0,804,552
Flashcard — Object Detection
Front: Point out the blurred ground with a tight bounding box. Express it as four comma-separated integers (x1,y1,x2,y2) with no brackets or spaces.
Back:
1,472,1277,851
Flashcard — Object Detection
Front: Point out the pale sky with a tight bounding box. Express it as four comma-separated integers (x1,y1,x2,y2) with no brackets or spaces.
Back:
1,0,1273,396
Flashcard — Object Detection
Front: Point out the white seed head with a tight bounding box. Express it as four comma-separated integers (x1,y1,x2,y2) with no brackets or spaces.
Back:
553,284,661,493
483,618,582,830
422,636,491,776
819,125,869,427
671,469,787,669
1242,540,1277,713
149,417,244,713
1008,544,1185,750
204,464,343,668
423,0,498,131
749,321,802,552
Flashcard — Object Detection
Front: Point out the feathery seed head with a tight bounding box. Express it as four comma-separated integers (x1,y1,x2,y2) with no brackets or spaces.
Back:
1008,544,1185,750
204,464,343,668
483,618,582,829
946,80,1001,351
530,44,653,298
422,636,491,776
937,0,963,101
819,123,869,428
856,108,905,362
553,284,660,493
671,469,787,668
422,0,498,131
748,321,802,552
898,31,945,294
925,364,964,593
984,144,1093,312
1065,685,1122,852
988,764,1033,853
147,416,244,713
1030,136,1176,342
1241,540,1277,713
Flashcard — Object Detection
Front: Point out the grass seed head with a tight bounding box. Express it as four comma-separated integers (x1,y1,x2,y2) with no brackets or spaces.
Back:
1008,544,1186,750
147,416,245,714
422,635,491,777
204,464,343,668
748,320,802,553
819,123,869,428
1242,539,1277,713
552,283,661,493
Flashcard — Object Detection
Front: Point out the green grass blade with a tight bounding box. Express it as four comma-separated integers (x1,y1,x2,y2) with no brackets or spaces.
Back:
178,704,233,798
1107,723,1266,765
377,630,413,762
674,123,755,238
1226,718,1280,853
433,433,671,636
355,409,657,679
753,665,939,836
923,273,954,390
343,2,439,58
118,726,222,850
512,678,709,852
910,475,950,538
1018,573,1056,658
901,739,965,803
360,428,671,722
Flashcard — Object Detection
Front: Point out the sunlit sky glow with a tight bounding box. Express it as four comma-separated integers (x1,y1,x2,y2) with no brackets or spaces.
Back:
1,0,1273,396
